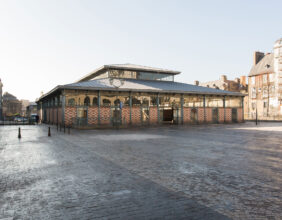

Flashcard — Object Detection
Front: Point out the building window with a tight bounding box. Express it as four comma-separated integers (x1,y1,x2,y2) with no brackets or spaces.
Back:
269,74,274,82
251,87,256,98
102,99,111,106
84,96,90,106
92,97,98,106
263,87,268,98
263,74,268,83
263,101,267,108
68,98,75,106
251,77,255,85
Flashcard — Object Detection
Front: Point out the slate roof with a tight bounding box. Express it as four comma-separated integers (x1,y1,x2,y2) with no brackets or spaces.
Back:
76,63,181,82
249,53,274,76
59,78,243,96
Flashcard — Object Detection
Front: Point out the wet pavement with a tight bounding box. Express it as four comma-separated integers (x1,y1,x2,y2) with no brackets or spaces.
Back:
0,122,281,220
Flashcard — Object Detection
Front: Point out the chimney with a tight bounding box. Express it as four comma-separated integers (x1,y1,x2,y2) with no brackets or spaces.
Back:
240,76,246,86
221,75,227,81
253,51,265,65
194,80,199,86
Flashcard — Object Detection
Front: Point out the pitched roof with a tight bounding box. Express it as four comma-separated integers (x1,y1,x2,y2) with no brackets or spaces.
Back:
249,53,274,76
60,78,243,96
76,63,181,82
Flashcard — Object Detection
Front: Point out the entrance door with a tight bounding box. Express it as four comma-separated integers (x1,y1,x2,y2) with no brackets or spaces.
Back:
232,108,237,122
112,108,121,125
191,108,197,123
212,108,218,123
163,109,173,122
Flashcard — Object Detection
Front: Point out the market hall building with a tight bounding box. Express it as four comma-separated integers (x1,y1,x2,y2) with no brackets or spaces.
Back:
37,64,244,128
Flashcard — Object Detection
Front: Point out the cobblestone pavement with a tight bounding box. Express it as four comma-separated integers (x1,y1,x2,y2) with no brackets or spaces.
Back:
0,123,281,220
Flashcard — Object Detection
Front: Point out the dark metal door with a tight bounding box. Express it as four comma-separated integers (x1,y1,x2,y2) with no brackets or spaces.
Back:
232,108,237,122
212,108,218,123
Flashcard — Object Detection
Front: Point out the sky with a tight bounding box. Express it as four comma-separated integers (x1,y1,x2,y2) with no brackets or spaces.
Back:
0,0,281,101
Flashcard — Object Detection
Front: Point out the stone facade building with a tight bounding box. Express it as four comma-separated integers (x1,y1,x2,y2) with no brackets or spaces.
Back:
0,79,3,120
37,64,244,128
248,38,282,120
2,92,22,119
197,75,248,118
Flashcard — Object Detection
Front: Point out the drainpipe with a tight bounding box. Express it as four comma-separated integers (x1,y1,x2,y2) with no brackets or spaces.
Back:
129,92,132,125
61,91,66,126
157,93,160,124
223,96,226,123
203,95,206,123
181,94,184,124
98,90,101,125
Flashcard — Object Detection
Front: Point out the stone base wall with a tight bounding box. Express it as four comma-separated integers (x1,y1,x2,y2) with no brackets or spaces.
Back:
65,107,76,126
131,107,141,124
43,105,244,128
122,107,131,125
149,107,158,124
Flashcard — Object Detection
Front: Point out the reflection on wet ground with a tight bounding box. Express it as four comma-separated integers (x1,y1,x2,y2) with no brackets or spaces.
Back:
0,122,281,219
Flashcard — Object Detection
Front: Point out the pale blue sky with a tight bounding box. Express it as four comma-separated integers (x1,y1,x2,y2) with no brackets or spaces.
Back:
0,0,281,101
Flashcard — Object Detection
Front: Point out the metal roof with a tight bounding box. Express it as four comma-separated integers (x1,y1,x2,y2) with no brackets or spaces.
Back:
58,78,243,96
249,53,274,76
76,63,181,82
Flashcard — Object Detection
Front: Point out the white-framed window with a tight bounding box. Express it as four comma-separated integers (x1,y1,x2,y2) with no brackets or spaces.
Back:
269,74,274,82
263,74,268,83
251,77,255,85
263,86,268,97
251,87,256,98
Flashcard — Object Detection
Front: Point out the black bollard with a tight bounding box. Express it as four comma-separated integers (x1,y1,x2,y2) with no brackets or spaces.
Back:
64,125,65,133
18,127,21,139
48,127,51,137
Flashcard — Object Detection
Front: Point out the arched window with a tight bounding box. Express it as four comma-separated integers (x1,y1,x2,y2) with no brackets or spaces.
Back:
114,99,120,106
68,98,75,106
93,97,98,106
132,97,141,105
103,99,111,106
84,96,90,106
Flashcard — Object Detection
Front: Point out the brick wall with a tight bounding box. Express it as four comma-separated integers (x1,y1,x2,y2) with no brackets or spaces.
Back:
88,107,98,125
65,106,76,126
218,108,225,123
198,108,205,123
237,108,243,122
225,108,232,122
131,106,141,124
122,107,130,124
149,107,158,124
100,107,111,125
183,107,191,123
205,108,212,122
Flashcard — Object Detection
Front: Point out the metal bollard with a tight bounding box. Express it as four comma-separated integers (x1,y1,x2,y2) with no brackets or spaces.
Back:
18,127,21,139
48,127,51,137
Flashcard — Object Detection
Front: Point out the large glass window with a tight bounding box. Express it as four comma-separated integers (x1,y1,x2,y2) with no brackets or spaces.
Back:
225,97,242,107
205,96,224,107
138,72,174,81
183,95,204,107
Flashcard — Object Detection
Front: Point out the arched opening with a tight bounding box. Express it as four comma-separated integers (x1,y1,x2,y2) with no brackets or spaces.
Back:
92,97,98,106
114,99,120,106
102,99,111,106
68,98,75,106
84,96,90,106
